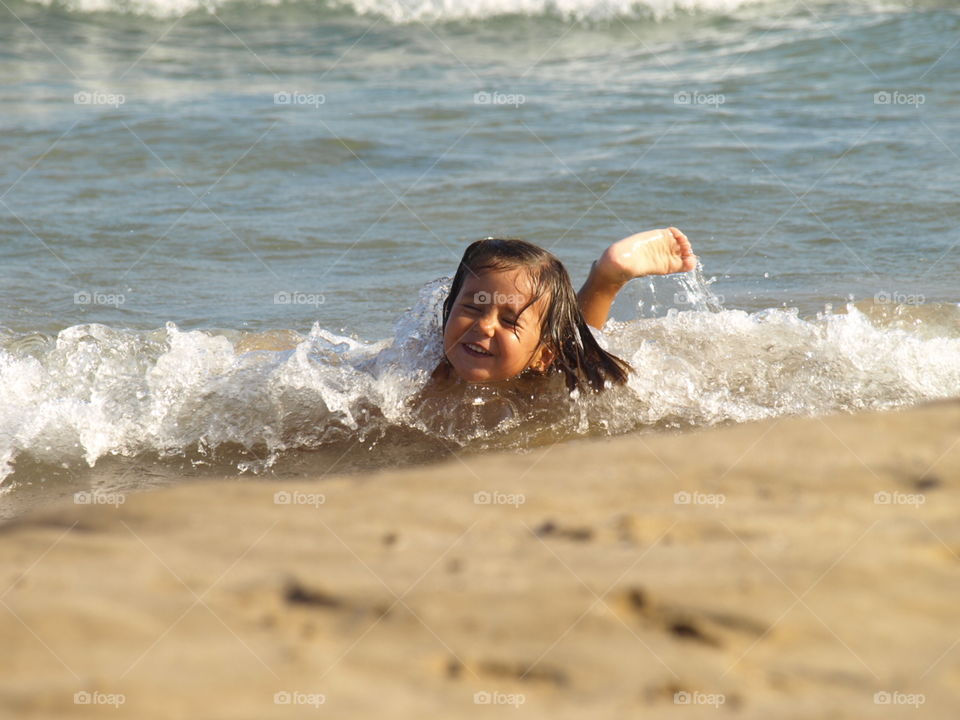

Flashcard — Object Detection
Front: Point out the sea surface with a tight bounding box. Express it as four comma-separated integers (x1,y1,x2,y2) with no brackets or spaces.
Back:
1,0,958,516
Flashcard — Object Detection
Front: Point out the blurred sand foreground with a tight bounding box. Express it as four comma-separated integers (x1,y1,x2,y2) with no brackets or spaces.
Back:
1,401,958,719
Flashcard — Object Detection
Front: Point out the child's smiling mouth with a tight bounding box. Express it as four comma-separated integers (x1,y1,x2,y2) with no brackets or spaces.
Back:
462,342,494,358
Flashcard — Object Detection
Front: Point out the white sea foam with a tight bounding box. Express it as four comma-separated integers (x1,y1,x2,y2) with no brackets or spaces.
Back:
1,274,958,487
22,0,875,21
338,0,763,23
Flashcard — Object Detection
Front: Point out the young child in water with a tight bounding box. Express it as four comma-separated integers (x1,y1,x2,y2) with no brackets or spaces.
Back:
434,227,696,393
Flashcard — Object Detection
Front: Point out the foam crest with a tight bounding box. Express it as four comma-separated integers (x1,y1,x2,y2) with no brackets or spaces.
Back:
23,0,787,21
0,276,958,488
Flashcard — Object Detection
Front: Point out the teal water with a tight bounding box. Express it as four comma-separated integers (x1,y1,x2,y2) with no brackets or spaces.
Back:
2,0,958,337
1,0,958,511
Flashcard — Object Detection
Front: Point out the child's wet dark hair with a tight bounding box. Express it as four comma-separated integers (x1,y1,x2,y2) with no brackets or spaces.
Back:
441,238,631,393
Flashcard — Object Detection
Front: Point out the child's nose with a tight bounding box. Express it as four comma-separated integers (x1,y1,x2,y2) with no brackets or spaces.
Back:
476,312,497,335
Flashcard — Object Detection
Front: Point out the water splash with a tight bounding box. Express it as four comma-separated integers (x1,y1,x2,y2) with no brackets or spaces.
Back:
1,275,958,494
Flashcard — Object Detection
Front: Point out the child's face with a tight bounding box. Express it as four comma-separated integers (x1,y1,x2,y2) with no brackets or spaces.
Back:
443,267,553,384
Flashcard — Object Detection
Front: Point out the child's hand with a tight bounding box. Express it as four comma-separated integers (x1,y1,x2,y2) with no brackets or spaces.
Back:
593,227,697,287
577,227,697,330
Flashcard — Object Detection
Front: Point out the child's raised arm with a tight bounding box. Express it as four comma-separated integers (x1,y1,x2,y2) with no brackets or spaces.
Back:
576,227,696,331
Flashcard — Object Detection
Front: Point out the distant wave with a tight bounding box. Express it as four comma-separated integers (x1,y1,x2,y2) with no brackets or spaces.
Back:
17,0,913,22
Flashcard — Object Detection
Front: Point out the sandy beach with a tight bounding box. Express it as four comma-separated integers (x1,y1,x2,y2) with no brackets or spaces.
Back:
1,400,958,718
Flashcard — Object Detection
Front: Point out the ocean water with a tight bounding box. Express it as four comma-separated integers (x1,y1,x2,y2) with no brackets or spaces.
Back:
1,0,958,515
